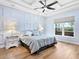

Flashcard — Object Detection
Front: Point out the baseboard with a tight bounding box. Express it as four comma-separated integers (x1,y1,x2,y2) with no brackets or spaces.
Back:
58,40,79,45
0,45,5,48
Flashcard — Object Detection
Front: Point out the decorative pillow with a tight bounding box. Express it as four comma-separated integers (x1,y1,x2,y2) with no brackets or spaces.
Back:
32,30,39,36
25,31,32,36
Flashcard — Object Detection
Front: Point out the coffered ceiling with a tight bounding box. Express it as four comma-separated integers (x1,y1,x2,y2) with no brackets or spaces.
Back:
0,0,79,16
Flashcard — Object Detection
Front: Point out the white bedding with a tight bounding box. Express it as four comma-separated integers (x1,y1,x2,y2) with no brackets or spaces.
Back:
20,36,56,54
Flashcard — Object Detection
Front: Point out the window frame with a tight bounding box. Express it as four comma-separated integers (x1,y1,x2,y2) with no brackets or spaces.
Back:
55,22,74,37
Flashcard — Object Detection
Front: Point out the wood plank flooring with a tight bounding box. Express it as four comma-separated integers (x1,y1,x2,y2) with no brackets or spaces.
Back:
0,42,79,59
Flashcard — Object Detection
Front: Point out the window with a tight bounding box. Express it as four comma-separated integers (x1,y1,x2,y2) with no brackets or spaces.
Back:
55,22,74,37
64,22,74,36
55,23,62,35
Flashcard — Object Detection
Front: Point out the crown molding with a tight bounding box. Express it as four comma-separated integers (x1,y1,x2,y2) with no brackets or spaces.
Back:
0,0,79,16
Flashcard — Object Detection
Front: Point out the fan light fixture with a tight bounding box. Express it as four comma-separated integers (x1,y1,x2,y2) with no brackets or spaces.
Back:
34,0,58,12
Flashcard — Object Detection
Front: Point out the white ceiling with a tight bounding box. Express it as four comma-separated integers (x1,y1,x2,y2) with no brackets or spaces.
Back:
0,0,79,16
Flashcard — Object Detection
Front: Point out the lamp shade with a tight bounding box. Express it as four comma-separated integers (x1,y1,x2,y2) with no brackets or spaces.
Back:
38,24,44,32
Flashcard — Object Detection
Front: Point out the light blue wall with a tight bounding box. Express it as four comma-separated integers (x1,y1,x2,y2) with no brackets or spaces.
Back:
46,8,79,44
0,5,46,48
3,6,25,32
0,6,2,16
0,6,3,31
0,5,45,34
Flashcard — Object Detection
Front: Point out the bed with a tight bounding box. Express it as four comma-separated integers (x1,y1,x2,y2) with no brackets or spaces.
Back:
19,36,57,54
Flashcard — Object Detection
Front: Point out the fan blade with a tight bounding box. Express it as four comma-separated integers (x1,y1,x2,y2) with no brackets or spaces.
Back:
42,9,45,12
39,1,45,5
47,1,58,6
44,0,46,5
47,7,55,10
34,6,45,10
34,8,41,10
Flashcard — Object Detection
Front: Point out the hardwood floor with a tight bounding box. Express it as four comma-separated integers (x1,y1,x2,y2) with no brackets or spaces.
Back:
0,42,79,59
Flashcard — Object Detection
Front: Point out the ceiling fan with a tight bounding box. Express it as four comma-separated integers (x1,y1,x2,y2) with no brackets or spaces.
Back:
34,0,58,12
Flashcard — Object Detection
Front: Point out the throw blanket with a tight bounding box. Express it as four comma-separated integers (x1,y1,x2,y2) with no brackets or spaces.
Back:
20,36,56,54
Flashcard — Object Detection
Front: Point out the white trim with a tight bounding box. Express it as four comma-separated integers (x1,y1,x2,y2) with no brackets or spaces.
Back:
55,21,74,37
0,0,79,16
58,40,79,45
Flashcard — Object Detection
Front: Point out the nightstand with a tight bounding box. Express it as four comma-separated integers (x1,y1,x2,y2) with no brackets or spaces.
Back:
5,36,19,49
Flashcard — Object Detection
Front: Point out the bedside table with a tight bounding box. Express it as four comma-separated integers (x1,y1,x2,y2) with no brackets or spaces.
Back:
5,36,19,49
